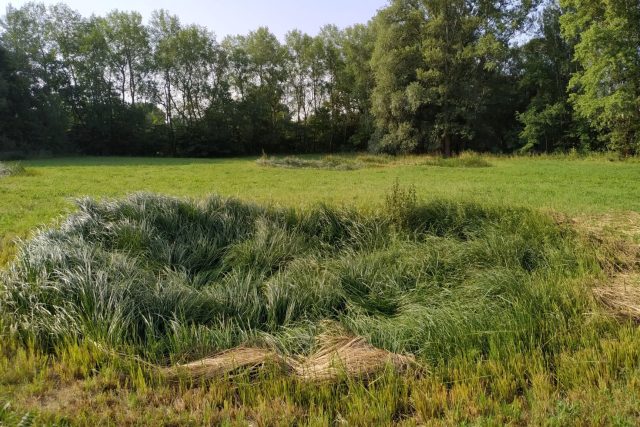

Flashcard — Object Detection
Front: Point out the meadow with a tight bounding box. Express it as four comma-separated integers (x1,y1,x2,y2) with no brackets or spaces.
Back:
1,154,640,425
2,154,640,263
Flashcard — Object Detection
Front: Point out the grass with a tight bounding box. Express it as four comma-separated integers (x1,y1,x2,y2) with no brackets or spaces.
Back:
1,153,640,265
256,154,394,170
257,154,365,170
1,191,597,361
1,153,640,425
422,152,494,168
0,161,27,178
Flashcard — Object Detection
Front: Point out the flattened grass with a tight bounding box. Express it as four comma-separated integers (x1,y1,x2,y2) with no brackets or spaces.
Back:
0,190,637,425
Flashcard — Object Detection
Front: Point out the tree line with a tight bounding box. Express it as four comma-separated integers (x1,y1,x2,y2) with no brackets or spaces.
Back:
0,0,638,158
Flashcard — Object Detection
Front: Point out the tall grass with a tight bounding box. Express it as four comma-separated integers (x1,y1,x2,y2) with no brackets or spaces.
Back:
422,152,494,168
0,188,605,368
0,161,27,177
256,154,391,170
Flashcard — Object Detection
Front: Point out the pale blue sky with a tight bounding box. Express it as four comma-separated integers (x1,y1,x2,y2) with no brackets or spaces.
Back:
4,0,388,40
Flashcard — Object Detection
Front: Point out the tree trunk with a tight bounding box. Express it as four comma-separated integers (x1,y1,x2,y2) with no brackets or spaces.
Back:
443,134,452,158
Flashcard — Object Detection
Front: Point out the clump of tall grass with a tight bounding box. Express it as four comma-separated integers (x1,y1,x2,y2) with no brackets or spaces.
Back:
0,189,601,367
355,154,393,165
0,162,27,178
257,155,371,170
423,152,493,168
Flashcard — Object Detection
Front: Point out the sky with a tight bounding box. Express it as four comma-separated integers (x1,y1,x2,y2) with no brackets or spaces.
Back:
4,0,389,40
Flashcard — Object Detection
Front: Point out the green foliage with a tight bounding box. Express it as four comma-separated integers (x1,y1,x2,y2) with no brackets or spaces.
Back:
370,0,536,155
1,1,637,157
516,5,587,153
560,0,640,155
1,3,376,158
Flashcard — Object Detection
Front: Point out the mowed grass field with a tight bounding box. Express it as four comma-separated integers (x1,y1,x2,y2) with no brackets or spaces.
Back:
2,154,639,263
1,154,640,426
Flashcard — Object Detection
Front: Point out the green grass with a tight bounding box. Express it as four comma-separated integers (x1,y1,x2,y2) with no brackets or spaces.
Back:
1,154,640,425
422,152,494,168
1,192,599,361
257,154,365,170
256,154,394,170
0,188,628,425
1,154,639,264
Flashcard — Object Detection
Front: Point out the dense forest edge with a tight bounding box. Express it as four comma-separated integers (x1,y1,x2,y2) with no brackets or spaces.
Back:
0,0,638,159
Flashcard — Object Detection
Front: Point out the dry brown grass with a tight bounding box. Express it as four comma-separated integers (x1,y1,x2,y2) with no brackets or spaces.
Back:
573,211,640,243
293,335,417,381
594,273,640,322
162,335,417,382
162,347,288,381
552,211,640,274
569,211,640,322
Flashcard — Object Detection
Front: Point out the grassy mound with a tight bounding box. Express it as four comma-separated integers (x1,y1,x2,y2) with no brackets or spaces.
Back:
0,191,600,367
0,161,27,178
257,155,385,170
423,152,494,168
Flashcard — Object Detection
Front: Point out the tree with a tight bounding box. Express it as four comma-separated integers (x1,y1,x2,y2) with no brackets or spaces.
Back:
223,28,289,153
339,23,376,149
370,0,425,154
5,0,633,158
0,4,68,153
285,30,312,124
104,10,150,106
517,3,592,152
371,0,538,155
149,9,181,155
46,4,85,122
560,0,640,155
0,43,34,152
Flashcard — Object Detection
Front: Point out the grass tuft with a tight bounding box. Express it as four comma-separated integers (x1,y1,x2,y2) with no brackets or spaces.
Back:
423,152,494,168
257,155,366,170
0,162,28,178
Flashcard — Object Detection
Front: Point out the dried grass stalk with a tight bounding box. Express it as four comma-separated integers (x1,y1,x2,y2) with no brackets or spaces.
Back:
293,336,416,381
161,336,417,382
594,273,640,322
163,347,287,381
